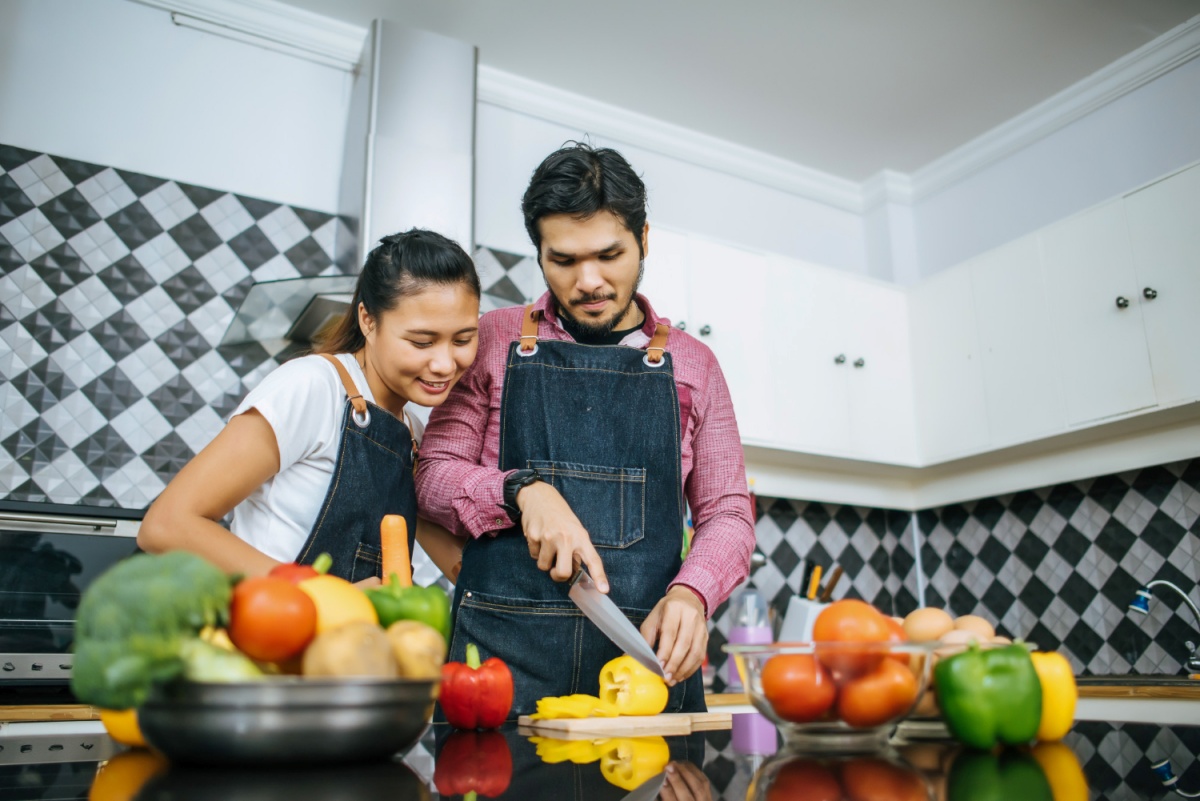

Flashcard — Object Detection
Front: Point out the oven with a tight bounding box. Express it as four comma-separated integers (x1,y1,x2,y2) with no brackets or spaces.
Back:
0,501,142,708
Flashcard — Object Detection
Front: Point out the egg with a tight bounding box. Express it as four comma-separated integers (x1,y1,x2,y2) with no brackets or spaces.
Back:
992,635,1012,645
903,607,955,643
934,628,981,658
953,614,996,640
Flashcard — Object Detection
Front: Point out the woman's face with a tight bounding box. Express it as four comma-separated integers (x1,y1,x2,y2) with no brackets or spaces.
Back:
360,282,480,408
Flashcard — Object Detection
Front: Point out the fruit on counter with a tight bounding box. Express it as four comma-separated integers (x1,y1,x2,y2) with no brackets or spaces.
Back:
947,749,1053,801
71,551,234,709
385,620,447,679
529,693,619,720
760,654,836,723
902,607,955,642
934,643,1042,749
836,657,919,729
764,757,842,801
301,620,399,678
1029,651,1078,742
364,574,452,642
433,730,513,800
297,573,379,633
268,552,333,584
812,599,892,678
598,655,669,716
440,643,514,729
598,736,671,791
98,707,147,748
87,749,168,801
179,638,264,682
227,576,317,662
1031,741,1089,801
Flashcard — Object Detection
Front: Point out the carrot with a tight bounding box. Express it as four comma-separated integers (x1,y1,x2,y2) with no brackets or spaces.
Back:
380,515,412,587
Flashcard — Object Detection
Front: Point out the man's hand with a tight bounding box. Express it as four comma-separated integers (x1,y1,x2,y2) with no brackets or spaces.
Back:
640,585,707,686
661,762,713,801
516,481,610,591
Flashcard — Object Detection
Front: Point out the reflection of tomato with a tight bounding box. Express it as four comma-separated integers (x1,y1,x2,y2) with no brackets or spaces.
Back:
840,757,927,801
813,601,890,679
767,758,843,801
761,654,837,723
836,658,919,728
228,576,317,662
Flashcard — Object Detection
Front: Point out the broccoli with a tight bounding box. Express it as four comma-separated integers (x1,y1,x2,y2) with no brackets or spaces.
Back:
71,551,237,709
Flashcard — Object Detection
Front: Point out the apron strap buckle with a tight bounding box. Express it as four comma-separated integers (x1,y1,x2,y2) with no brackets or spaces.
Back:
519,304,542,354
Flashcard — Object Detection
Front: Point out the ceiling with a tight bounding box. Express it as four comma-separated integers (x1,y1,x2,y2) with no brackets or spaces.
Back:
278,0,1200,181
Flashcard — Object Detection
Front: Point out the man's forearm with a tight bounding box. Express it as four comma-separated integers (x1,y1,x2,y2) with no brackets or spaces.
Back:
415,458,514,538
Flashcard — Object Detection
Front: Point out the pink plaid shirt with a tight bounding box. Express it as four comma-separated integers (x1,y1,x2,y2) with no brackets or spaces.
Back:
414,291,755,617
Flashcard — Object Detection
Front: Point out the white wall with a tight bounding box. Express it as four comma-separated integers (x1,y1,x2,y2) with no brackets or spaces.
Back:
913,54,1200,277
0,0,351,212
474,102,869,271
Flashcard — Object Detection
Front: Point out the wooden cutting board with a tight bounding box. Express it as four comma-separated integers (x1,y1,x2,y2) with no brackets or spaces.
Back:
517,711,731,738
0,705,100,722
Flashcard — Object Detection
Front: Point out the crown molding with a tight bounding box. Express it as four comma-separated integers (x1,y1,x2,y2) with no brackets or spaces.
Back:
909,13,1200,201
861,170,915,209
129,0,367,71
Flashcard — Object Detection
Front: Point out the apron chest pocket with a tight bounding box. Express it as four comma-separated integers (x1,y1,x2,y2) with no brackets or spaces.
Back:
527,460,646,549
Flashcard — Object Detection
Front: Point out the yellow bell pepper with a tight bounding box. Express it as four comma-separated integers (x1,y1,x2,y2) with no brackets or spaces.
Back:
529,693,620,720
599,736,671,791
1031,741,1089,801
599,655,668,716
1030,651,1077,741
528,736,607,765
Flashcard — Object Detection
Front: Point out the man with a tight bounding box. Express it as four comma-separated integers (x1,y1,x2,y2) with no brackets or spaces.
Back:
415,143,755,716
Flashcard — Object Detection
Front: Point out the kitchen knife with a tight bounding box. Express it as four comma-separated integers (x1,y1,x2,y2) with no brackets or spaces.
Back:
620,771,667,801
569,569,666,679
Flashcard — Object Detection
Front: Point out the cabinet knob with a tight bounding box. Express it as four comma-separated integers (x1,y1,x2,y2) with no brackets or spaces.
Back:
674,321,687,331
1143,287,1158,300
699,324,712,336
1115,296,1130,309
834,354,846,365
853,358,865,368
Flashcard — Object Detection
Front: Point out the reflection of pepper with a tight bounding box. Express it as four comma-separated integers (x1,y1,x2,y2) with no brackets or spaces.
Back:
1029,652,1077,742
599,737,671,791
947,750,1053,801
598,655,668,716
434,730,513,800
934,643,1042,749
1031,742,1089,801
530,694,619,720
529,736,606,765
440,643,514,729
363,574,451,641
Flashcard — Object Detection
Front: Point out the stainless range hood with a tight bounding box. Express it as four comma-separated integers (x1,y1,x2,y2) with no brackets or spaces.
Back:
222,21,477,347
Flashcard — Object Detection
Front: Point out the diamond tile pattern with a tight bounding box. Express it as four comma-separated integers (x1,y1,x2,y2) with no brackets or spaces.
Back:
0,144,351,509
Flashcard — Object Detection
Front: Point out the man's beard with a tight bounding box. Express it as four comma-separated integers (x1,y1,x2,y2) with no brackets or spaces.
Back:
549,260,645,337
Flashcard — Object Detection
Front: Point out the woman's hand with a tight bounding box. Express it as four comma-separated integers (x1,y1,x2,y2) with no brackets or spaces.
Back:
640,585,708,686
516,482,609,591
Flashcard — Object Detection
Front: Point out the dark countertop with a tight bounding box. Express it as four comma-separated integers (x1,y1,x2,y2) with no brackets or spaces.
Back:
4,719,1198,800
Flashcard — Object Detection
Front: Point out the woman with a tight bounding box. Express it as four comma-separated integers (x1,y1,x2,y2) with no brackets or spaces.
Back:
139,229,480,584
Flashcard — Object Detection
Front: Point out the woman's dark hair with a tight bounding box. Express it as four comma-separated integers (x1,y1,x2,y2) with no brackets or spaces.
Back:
316,228,480,354
521,142,647,261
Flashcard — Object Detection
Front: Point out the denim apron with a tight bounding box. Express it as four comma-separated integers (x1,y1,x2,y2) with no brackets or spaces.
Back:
449,305,705,717
293,354,417,583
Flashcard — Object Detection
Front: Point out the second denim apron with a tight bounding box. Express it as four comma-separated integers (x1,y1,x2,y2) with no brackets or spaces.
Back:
449,306,706,717
294,354,417,583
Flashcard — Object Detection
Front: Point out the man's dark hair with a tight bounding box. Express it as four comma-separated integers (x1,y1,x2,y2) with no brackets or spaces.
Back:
521,142,647,260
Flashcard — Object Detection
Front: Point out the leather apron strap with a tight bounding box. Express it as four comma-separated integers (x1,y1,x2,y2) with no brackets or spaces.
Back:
519,303,671,362
318,353,368,417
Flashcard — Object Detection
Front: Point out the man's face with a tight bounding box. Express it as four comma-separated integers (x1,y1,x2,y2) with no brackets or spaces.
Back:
538,211,647,336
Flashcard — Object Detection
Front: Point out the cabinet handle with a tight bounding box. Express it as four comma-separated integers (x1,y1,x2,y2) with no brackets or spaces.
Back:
1115,296,1130,309
699,324,712,336
853,358,865,368
834,354,846,365
674,321,687,331
1143,287,1158,300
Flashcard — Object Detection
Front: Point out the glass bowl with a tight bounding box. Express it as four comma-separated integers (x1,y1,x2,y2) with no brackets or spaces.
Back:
724,641,939,752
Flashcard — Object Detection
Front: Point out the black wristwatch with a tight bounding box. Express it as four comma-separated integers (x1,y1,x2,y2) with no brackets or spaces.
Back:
501,469,541,519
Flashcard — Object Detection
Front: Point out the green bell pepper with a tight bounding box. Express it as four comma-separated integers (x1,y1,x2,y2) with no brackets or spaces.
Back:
364,575,451,642
947,750,1053,801
934,643,1042,750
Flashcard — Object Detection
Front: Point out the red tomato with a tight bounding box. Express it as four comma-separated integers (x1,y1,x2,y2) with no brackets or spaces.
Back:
840,757,927,801
813,600,891,680
267,563,319,584
228,576,318,662
835,658,919,729
760,654,837,724
882,616,910,664
766,757,843,801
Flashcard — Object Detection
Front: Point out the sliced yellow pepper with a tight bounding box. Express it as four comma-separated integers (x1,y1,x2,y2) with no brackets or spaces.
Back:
599,736,671,791
598,655,668,716
1030,651,1077,742
528,736,606,765
529,693,620,720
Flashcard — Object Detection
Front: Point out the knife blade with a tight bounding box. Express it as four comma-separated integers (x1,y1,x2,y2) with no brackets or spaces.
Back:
569,569,666,679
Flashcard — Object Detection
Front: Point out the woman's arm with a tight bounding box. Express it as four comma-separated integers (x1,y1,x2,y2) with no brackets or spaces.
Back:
139,409,284,577
414,517,464,583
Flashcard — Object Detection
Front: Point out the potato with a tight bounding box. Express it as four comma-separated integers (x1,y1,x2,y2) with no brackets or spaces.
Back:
953,614,995,640
302,621,399,678
386,620,446,680
903,608,955,643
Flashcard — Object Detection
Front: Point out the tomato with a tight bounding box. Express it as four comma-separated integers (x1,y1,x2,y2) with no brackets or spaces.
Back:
268,562,320,584
766,757,843,801
840,757,927,801
836,658,919,729
760,654,837,724
813,600,892,679
882,616,910,665
228,576,318,662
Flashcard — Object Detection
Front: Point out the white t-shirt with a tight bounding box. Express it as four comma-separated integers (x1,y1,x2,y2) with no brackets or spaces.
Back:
228,353,424,563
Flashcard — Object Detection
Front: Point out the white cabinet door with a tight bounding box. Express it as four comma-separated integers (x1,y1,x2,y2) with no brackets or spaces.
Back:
1124,164,1200,406
969,235,1067,446
640,225,690,327
910,268,990,462
1040,200,1156,425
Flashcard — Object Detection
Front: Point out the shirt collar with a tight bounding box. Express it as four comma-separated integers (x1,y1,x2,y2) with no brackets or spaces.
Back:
534,291,668,344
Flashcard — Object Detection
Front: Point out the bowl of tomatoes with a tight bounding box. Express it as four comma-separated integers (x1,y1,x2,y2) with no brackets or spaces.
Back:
725,599,937,752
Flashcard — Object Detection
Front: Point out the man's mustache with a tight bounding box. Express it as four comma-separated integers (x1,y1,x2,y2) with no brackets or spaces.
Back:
571,292,617,306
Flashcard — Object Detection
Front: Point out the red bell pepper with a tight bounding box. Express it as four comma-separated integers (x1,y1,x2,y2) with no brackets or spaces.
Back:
434,730,513,799
440,643,513,729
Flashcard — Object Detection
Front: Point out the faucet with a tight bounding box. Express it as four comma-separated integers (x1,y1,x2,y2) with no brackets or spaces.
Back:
1151,758,1200,798
1129,580,1200,673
